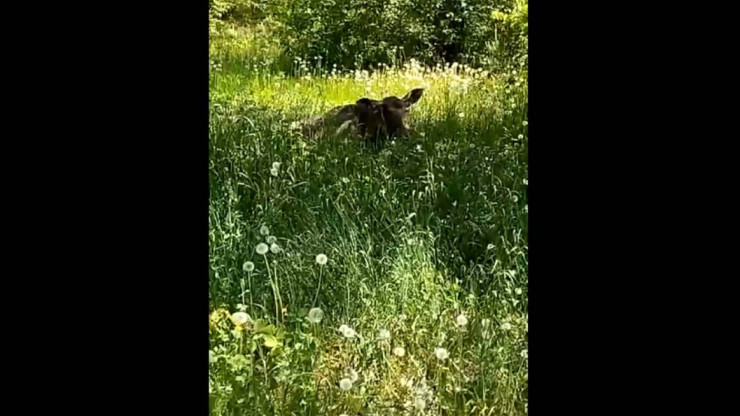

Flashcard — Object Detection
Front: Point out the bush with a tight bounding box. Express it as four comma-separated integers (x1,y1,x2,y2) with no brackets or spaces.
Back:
210,0,528,71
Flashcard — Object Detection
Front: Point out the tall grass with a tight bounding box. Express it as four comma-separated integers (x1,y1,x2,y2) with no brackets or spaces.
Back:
210,36,528,415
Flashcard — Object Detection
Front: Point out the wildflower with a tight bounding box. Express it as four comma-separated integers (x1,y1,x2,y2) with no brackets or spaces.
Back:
414,397,426,410
456,313,469,327
267,235,277,244
523,120,528,126
308,307,324,323
256,243,269,255
339,378,353,391
231,312,251,326
348,368,359,383
316,253,328,265
243,261,255,272
515,288,523,295
458,112,465,118
435,347,449,360
259,225,269,236
269,243,280,254
501,322,512,331
518,134,524,140
209,350,216,363
393,346,406,357
521,349,528,359
378,329,391,340
339,324,356,338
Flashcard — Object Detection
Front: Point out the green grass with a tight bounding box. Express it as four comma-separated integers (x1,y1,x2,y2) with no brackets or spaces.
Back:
209,53,528,415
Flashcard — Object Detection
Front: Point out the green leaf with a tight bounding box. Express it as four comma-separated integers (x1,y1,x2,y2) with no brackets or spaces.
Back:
263,334,282,349
254,319,276,335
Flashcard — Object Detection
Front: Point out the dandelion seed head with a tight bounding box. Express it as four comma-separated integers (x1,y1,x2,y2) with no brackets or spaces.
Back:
435,347,449,360
393,346,406,357
308,307,324,323
267,235,277,244
339,324,356,338
379,329,391,340
339,378,353,391
270,243,280,254
256,243,269,255
456,313,468,327
231,312,251,326
260,226,270,236
243,261,255,272
316,253,328,265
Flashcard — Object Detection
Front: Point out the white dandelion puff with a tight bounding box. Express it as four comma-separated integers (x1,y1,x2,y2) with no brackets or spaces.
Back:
269,243,280,254
307,307,324,323
378,329,391,340
259,225,269,236
456,313,469,327
393,346,405,357
435,347,449,360
339,378,353,391
316,253,328,265
339,325,356,338
267,235,277,244
243,261,255,272
256,243,269,255
231,312,251,326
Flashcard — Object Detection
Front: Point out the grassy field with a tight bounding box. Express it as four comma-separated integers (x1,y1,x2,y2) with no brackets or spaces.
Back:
209,46,528,415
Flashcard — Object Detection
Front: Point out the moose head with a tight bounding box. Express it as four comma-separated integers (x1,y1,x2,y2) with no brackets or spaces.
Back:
353,88,424,142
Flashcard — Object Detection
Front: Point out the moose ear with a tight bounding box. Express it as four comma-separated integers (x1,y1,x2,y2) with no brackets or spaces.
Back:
356,98,373,108
402,88,424,105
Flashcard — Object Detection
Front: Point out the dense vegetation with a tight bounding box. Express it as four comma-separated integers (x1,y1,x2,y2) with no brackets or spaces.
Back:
209,1,528,414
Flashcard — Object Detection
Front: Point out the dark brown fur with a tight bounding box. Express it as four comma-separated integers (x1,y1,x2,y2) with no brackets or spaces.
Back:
299,88,424,144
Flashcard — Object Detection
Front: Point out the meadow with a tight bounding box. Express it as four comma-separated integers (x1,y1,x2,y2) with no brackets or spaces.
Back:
209,11,528,415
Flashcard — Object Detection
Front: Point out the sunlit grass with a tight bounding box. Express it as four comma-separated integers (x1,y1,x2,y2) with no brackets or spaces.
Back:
209,33,528,415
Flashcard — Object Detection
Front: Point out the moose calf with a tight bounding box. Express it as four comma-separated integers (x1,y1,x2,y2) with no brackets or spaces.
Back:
298,88,424,144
